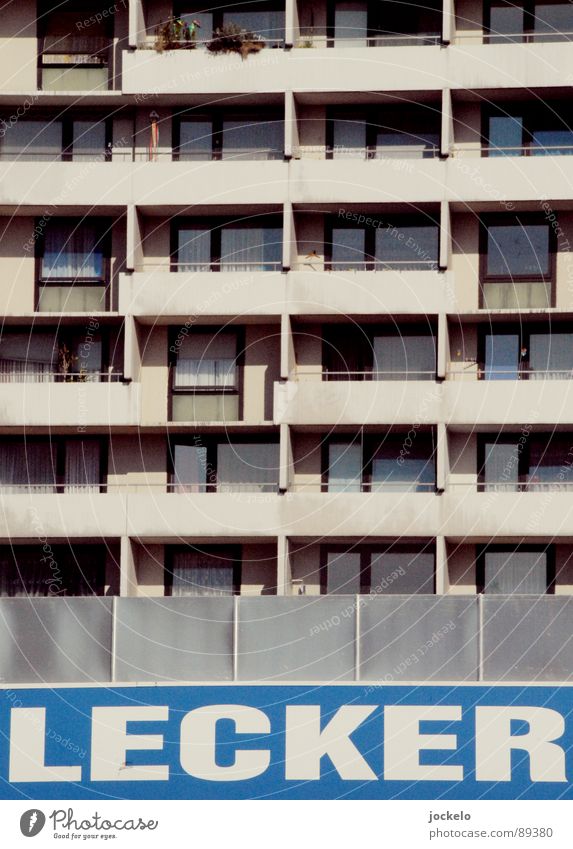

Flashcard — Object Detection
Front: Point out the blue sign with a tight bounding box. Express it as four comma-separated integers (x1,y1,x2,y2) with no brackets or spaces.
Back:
1,684,572,799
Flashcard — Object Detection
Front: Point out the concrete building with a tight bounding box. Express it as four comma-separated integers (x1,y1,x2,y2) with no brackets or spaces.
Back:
1,0,573,685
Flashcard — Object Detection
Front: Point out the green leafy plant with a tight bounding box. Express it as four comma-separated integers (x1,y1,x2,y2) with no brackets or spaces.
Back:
206,22,265,59
154,16,197,52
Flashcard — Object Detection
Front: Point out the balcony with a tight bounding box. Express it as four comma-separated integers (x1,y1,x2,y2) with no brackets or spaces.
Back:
0,380,140,427
275,379,441,425
443,379,573,426
2,595,571,683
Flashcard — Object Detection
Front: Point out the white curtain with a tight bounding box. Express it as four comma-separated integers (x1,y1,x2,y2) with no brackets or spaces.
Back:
172,550,234,597
64,440,100,493
175,332,237,388
327,442,362,492
484,550,547,594
178,228,211,270
217,443,279,492
0,333,57,382
222,120,284,160
529,333,573,380
0,442,55,494
172,445,208,492
42,222,103,279
326,551,362,594
221,228,262,271
373,335,435,380
483,441,519,492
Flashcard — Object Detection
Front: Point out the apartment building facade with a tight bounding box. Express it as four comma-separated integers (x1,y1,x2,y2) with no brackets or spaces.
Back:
0,0,573,690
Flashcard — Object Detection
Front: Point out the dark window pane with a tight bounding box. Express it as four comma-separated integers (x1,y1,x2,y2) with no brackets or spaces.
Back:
370,549,434,594
0,120,62,161
326,550,362,593
334,2,368,44
220,227,282,271
177,228,211,270
332,120,367,158
373,333,435,379
217,443,279,492
331,227,366,269
486,223,550,276
72,120,106,161
172,444,208,491
371,438,435,491
42,221,104,280
489,3,525,42
327,441,362,492
530,127,573,154
375,225,438,268
532,1,573,40
482,440,520,491
488,115,523,156
484,549,548,593
178,121,213,160
529,333,573,377
484,333,519,380
222,120,283,160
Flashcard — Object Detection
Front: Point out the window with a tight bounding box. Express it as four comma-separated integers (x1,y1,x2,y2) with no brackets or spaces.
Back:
170,438,279,492
480,324,573,380
0,544,106,596
167,546,241,596
36,219,110,312
170,329,241,422
323,324,437,380
38,1,113,91
326,216,439,270
485,104,573,156
485,0,573,42
480,216,554,309
0,438,103,494
479,433,573,491
174,217,282,271
328,0,441,46
324,433,436,492
0,328,115,383
328,107,440,159
176,2,285,46
0,117,110,162
321,543,435,594
477,545,554,594
174,113,284,161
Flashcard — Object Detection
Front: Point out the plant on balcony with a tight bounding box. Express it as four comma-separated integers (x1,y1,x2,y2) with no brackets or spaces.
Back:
154,16,198,52
206,23,266,59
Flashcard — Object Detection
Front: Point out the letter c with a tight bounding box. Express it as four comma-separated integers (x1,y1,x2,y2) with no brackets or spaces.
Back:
180,705,270,781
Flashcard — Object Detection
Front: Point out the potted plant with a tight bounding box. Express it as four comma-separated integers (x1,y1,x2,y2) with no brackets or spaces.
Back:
154,16,198,52
206,23,265,59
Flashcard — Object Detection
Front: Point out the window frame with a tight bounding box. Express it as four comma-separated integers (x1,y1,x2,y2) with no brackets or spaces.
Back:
322,322,438,380
476,543,556,593
321,431,437,492
37,1,114,90
478,214,556,309
0,434,107,493
167,434,280,493
483,0,573,43
477,321,573,378
165,544,242,596
326,105,441,160
0,542,107,596
172,109,284,162
481,101,573,157
170,215,284,272
324,213,440,270
168,325,245,421
34,217,113,310
319,541,436,594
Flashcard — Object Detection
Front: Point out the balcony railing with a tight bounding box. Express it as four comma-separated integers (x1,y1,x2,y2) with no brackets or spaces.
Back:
0,363,123,383
297,259,439,271
447,365,573,381
455,30,573,44
296,31,441,48
321,368,436,381
293,144,440,160
291,481,435,492
451,143,573,157
142,260,282,272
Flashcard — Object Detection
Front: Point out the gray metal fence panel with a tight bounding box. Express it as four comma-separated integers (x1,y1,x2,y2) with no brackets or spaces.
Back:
359,595,479,681
0,598,112,683
114,597,234,681
237,597,356,680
